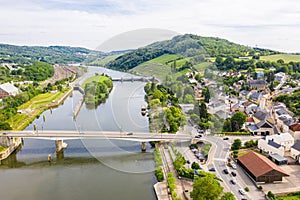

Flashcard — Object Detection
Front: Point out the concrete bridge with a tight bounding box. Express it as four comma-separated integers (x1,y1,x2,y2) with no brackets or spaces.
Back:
0,130,192,153
111,77,152,82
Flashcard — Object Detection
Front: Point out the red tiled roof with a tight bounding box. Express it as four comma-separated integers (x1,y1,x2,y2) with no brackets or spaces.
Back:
238,151,289,178
246,117,254,123
290,123,300,132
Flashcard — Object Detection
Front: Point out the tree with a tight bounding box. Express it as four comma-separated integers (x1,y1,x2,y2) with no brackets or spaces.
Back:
190,176,223,200
221,192,235,200
191,162,200,170
231,111,246,131
267,191,276,200
231,139,242,150
199,102,208,119
202,87,210,103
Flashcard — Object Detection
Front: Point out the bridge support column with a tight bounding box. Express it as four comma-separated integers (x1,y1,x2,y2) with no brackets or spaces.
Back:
55,140,68,153
141,142,147,152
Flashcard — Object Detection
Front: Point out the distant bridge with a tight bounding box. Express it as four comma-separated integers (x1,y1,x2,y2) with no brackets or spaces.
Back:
0,130,192,152
111,77,153,82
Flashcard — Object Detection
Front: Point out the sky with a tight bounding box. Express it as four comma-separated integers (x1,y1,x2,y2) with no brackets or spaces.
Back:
0,0,299,52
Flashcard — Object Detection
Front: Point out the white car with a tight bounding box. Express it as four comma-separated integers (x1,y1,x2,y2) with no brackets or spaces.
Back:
239,189,246,195
231,163,237,169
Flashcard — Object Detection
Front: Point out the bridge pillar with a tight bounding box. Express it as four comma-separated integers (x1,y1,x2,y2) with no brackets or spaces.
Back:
141,142,147,152
55,140,68,153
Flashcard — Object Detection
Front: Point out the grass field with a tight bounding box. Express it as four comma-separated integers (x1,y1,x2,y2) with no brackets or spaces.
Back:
131,62,172,80
7,88,70,130
277,195,300,200
18,92,65,110
193,62,213,72
260,54,300,63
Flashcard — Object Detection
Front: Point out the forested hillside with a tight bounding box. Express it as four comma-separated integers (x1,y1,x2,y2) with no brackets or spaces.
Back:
105,34,280,72
0,44,98,64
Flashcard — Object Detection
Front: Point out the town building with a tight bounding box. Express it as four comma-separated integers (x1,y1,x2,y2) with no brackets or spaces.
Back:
258,133,294,156
248,80,267,90
0,82,20,99
291,140,300,161
289,123,300,140
237,151,289,183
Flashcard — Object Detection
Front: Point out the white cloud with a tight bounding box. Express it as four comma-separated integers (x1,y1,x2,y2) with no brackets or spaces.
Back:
0,0,299,52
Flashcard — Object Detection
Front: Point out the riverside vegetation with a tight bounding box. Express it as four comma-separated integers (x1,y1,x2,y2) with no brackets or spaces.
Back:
83,74,113,108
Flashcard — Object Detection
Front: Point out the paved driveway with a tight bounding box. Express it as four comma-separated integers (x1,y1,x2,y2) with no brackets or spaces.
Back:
259,165,300,195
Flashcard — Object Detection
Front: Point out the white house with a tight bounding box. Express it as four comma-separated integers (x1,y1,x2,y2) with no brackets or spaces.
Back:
258,137,285,157
290,140,300,161
0,82,20,99
258,133,294,156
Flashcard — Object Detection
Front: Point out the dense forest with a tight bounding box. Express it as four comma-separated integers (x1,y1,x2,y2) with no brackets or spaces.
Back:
0,61,54,83
0,44,97,64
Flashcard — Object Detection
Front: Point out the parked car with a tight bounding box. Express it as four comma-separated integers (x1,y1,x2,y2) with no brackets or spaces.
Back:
239,189,246,195
230,179,236,185
195,135,202,138
127,132,133,135
223,137,229,140
231,171,237,177
223,169,229,174
187,160,191,164
231,164,237,169
209,167,216,172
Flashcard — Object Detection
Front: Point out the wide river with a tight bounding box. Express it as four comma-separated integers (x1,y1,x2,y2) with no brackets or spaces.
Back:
0,67,157,200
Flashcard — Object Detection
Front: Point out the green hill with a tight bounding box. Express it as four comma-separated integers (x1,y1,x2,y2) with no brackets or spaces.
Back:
0,44,99,64
106,34,279,72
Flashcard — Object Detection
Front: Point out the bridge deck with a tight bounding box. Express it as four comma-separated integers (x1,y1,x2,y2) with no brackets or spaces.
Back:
0,130,192,141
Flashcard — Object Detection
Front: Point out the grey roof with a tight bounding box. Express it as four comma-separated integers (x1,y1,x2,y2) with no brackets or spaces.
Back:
250,91,260,100
269,153,288,162
257,120,273,129
253,110,268,121
0,82,18,93
249,125,259,132
248,80,267,86
292,140,300,151
273,126,279,135
276,110,286,116
268,140,281,149
240,90,249,96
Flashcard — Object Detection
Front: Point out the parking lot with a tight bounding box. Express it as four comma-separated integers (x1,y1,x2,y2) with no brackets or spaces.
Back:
258,164,300,195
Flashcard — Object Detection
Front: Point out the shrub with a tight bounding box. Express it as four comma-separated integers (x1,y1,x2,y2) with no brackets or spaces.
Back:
245,187,249,192
267,191,276,200
155,167,164,182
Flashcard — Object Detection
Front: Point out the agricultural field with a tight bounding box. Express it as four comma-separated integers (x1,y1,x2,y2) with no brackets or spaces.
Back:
149,54,181,64
130,62,171,80
260,54,300,63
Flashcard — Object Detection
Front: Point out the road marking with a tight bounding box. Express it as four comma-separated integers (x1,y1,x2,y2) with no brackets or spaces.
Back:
213,158,227,162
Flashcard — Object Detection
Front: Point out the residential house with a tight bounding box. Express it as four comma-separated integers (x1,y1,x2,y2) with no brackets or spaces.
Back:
275,72,286,82
291,140,300,161
248,118,277,136
289,123,300,140
258,133,294,157
248,80,267,90
0,82,20,99
237,151,289,183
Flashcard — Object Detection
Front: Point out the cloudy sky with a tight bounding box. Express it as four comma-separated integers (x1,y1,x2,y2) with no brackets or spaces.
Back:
0,0,299,52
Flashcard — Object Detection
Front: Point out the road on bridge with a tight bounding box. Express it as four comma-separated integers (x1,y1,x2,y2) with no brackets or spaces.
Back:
0,130,192,142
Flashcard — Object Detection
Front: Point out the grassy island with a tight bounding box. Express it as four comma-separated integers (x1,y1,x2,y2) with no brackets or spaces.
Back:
83,74,113,107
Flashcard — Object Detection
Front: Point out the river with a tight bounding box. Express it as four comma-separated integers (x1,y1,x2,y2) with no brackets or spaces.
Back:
0,67,157,200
